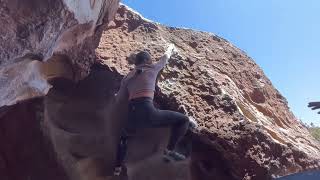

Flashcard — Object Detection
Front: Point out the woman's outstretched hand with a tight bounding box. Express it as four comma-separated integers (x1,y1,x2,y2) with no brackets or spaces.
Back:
308,101,320,114
164,43,176,58
158,43,178,66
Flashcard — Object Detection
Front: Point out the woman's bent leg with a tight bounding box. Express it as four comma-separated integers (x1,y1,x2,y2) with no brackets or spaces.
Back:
151,110,190,151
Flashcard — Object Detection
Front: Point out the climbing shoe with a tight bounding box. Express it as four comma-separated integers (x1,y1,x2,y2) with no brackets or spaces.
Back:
113,166,122,176
163,149,186,162
188,116,198,130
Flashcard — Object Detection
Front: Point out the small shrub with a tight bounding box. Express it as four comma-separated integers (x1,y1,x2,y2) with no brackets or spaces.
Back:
309,127,320,141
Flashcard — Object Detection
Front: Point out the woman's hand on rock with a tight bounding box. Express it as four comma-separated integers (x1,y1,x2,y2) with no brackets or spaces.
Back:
165,44,176,57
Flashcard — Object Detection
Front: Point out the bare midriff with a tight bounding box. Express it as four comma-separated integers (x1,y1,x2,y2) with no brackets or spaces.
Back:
129,91,154,100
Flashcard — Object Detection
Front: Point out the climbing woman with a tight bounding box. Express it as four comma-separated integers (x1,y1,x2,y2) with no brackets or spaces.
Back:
114,44,197,175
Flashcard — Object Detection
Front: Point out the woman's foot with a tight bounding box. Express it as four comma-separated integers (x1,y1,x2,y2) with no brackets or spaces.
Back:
113,166,122,176
188,116,198,130
163,149,186,162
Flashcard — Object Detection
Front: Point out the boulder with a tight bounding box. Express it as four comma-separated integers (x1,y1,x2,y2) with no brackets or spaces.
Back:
94,5,320,179
0,2,319,180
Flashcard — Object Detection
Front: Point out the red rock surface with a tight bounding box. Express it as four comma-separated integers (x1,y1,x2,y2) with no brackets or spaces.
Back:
95,5,320,179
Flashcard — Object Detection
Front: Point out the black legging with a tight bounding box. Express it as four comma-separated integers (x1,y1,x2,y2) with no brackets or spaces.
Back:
115,97,189,168
127,97,190,150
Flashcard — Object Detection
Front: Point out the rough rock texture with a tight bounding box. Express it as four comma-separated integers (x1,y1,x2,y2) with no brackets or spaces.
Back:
0,0,119,180
0,0,119,107
1,2,320,180
94,5,320,179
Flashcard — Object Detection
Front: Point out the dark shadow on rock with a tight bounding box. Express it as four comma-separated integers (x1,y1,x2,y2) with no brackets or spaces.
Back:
190,133,237,180
44,64,193,180
0,99,68,180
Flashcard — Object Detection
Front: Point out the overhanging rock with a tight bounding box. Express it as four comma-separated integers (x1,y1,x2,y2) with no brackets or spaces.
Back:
0,0,120,107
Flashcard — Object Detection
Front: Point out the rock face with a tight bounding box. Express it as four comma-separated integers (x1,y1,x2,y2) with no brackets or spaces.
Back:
0,0,119,107
0,2,320,180
0,99,68,180
0,0,119,180
95,5,320,179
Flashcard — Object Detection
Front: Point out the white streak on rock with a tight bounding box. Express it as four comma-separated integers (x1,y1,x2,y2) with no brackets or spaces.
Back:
63,0,105,24
120,3,155,23
0,60,51,107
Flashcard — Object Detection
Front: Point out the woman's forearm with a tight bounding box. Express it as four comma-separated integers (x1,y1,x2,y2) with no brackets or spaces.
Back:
155,44,176,69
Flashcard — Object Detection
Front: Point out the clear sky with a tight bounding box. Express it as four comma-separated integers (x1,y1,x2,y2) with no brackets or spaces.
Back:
123,0,320,126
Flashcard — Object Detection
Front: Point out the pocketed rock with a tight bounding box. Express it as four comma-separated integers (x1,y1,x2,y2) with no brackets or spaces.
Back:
95,5,320,179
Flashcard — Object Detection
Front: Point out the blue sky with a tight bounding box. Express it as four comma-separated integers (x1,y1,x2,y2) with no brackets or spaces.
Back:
123,0,320,126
